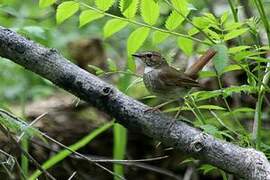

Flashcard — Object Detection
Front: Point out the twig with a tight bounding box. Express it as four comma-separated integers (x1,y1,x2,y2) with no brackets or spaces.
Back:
0,124,56,180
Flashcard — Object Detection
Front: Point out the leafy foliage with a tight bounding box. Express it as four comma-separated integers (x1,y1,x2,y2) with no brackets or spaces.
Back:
140,0,160,25
79,10,104,27
127,27,150,71
119,0,139,18
103,19,128,38
56,1,79,24
95,0,115,11
213,44,229,74
39,0,55,8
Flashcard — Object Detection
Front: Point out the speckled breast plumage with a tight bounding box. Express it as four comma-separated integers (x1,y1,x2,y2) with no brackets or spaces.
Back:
143,69,188,100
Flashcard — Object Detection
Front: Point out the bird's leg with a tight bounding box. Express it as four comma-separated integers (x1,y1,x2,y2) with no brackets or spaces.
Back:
163,98,185,137
174,98,185,119
144,99,176,113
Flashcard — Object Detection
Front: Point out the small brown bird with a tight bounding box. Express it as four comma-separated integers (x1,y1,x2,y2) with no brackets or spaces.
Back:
132,49,216,101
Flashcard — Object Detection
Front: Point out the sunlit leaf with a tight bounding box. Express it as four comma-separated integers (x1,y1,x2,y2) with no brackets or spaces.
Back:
152,31,169,45
103,19,128,38
198,71,217,78
224,28,248,41
39,0,55,8
56,1,79,24
221,64,242,74
95,0,115,11
127,27,150,55
79,10,104,27
229,46,251,54
165,11,185,30
141,0,160,25
127,27,150,71
171,0,188,13
192,17,209,29
121,0,133,12
177,37,193,56
119,0,138,18
220,11,228,24
224,22,243,31
188,27,199,36
204,28,220,40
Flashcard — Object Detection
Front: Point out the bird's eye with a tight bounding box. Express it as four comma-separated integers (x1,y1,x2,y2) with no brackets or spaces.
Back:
146,54,152,58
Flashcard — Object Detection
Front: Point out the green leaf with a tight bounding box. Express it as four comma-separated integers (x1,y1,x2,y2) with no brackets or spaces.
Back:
103,19,128,38
232,107,255,113
20,26,46,41
165,11,185,30
107,58,117,72
224,28,248,41
221,64,242,74
141,0,160,25
198,71,217,78
200,124,219,136
192,17,209,29
88,65,104,75
56,1,79,24
192,85,257,101
127,27,150,55
95,0,115,11
229,46,250,54
120,0,138,18
188,27,199,36
234,50,266,61
198,105,226,110
121,0,133,12
171,0,188,13
177,37,193,56
213,44,229,74
29,121,114,180
224,22,243,31
127,27,150,71
79,10,104,27
220,11,229,24
152,31,169,45
204,28,220,40
39,0,55,8
125,77,143,92
203,13,218,24
199,164,217,175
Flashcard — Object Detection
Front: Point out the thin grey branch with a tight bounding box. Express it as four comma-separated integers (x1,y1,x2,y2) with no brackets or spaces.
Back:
0,26,270,179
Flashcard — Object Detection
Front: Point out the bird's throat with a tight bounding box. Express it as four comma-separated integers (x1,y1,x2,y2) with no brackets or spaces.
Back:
144,66,154,73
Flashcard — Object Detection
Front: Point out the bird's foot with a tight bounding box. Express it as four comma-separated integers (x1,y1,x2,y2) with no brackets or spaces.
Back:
144,100,176,113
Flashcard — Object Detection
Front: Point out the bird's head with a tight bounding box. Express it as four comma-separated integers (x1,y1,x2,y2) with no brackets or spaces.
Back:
132,51,167,68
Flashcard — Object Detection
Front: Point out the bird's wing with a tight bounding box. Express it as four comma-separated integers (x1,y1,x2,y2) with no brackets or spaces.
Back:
159,66,202,88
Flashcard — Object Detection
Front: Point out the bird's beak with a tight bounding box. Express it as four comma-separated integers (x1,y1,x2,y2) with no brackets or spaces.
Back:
132,53,142,58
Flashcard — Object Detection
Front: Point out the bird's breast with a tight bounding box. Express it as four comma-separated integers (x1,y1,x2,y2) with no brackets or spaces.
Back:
143,70,188,99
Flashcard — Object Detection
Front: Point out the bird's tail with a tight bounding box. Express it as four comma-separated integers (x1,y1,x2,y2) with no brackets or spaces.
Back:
185,49,217,79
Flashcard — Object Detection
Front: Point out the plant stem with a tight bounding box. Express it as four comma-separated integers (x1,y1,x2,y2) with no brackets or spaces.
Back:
252,0,270,149
80,2,211,45
163,0,215,44
216,71,244,131
227,0,238,22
